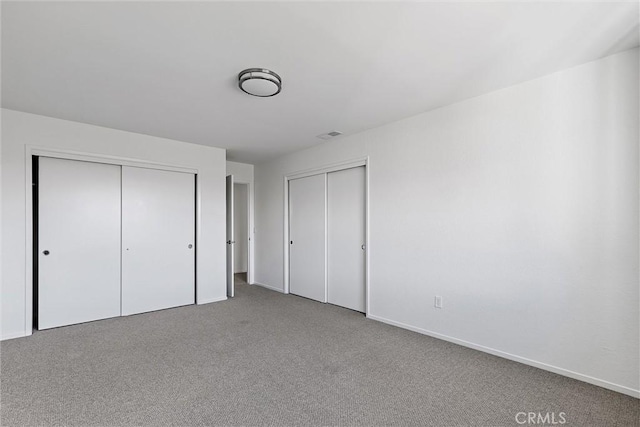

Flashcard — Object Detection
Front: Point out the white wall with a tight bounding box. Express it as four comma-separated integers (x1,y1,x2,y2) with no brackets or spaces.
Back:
226,161,254,185
1,109,228,340
233,183,248,273
226,161,255,283
254,49,639,396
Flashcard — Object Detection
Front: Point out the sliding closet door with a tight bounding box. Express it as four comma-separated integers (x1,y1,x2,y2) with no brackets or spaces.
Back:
38,157,121,329
289,174,326,302
121,166,195,315
328,167,366,312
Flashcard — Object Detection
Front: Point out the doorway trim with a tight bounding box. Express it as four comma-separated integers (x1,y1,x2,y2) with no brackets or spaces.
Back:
24,145,201,336
283,156,370,314
232,180,253,285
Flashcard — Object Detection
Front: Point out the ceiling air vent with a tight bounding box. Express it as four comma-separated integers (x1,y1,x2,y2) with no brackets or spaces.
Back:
316,131,343,140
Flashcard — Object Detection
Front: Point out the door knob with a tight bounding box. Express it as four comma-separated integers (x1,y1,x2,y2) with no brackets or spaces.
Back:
361,244,366,251
227,240,236,244
188,244,193,249
43,250,50,256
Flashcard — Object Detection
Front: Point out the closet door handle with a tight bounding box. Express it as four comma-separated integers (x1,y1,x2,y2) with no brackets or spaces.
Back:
43,250,50,256
361,244,365,251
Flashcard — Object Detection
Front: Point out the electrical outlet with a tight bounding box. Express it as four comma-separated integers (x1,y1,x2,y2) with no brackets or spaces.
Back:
434,296,443,309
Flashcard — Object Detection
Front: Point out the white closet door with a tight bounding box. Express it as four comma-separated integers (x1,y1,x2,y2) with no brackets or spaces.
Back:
328,167,366,312
121,166,195,315
38,157,121,329
289,174,326,302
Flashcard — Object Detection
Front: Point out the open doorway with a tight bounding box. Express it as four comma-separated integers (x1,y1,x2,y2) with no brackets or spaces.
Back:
233,182,250,290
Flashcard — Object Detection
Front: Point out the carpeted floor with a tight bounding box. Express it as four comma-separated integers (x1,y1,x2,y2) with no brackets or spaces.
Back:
1,275,638,426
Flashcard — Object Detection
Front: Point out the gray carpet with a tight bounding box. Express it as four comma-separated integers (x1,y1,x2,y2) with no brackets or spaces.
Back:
1,276,638,426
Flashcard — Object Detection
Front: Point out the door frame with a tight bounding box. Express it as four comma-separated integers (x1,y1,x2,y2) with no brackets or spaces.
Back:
231,180,253,285
283,156,370,314
24,145,200,336
226,174,235,298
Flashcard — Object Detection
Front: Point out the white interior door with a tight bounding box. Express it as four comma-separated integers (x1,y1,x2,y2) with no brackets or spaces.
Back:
121,166,195,315
233,183,248,274
38,157,121,329
328,166,366,312
289,174,326,302
226,175,234,297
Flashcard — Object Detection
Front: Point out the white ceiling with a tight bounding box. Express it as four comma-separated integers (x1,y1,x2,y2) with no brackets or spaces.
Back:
2,1,638,164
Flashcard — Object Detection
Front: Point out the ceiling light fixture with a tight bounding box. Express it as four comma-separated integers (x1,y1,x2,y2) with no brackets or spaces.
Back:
238,68,282,97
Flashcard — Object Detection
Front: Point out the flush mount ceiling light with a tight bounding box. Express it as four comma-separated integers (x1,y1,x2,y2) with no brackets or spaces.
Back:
238,68,282,97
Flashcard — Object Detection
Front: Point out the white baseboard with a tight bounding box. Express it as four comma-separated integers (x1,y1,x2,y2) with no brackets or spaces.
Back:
367,314,639,399
1,331,27,341
252,282,285,293
197,296,227,304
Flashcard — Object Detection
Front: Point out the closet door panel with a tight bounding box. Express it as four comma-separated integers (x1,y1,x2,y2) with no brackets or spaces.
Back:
38,157,122,329
328,166,366,312
289,174,326,302
121,166,195,315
